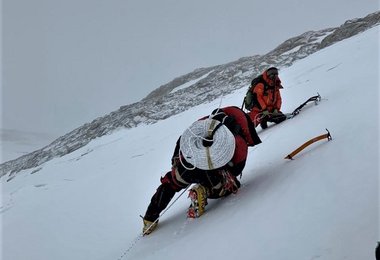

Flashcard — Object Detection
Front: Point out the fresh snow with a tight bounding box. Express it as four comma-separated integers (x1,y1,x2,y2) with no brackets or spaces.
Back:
170,70,214,94
281,45,303,56
1,26,379,260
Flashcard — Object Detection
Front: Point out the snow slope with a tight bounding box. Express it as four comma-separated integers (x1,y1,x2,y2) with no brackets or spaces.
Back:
1,26,379,260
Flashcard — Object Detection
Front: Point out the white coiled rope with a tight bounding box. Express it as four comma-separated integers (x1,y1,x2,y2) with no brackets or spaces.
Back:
179,119,235,170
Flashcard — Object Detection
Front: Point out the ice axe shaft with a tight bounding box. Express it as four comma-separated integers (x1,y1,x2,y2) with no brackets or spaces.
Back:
285,129,332,160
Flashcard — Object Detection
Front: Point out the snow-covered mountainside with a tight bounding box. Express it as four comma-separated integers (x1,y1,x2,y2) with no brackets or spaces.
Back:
1,11,379,178
1,23,378,260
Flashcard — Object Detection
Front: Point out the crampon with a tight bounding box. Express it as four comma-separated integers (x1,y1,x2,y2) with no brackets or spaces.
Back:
187,185,208,218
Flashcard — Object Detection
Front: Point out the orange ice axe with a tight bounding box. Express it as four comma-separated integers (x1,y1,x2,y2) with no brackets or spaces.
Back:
285,129,332,160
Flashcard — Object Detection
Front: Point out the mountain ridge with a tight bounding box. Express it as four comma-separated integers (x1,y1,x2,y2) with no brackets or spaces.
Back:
1,11,379,179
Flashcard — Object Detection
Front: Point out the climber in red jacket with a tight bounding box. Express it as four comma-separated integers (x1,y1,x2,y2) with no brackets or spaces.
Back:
142,106,261,235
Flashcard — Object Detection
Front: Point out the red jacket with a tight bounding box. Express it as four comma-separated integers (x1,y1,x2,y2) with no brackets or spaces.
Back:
206,106,262,176
218,106,261,147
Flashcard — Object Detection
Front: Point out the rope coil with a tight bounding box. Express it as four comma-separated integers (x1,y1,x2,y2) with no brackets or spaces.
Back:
179,119,235,170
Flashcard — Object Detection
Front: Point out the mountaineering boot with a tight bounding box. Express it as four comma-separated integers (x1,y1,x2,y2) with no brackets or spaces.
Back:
222,170,240,195
187,184,208,218
210,169,241,198
142,219,158,235
260,119,268,129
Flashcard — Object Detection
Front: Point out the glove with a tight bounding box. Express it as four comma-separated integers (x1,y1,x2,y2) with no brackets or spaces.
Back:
262,110,270,116
272,109,284,117
142,219,158,235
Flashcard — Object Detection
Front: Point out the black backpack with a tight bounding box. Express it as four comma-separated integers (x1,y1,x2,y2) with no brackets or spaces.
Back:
243,75,266,110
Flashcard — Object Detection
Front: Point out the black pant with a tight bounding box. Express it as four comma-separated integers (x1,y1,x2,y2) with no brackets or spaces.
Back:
143,165,234,222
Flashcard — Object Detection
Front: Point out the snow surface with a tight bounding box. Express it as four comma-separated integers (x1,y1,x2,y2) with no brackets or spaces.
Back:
170,70,214,94
1,26,379,260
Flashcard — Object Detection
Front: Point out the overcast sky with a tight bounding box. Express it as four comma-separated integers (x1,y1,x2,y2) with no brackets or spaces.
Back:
2,0,378,137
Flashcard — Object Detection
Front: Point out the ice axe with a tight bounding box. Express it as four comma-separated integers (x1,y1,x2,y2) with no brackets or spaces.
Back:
285,129,332,160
